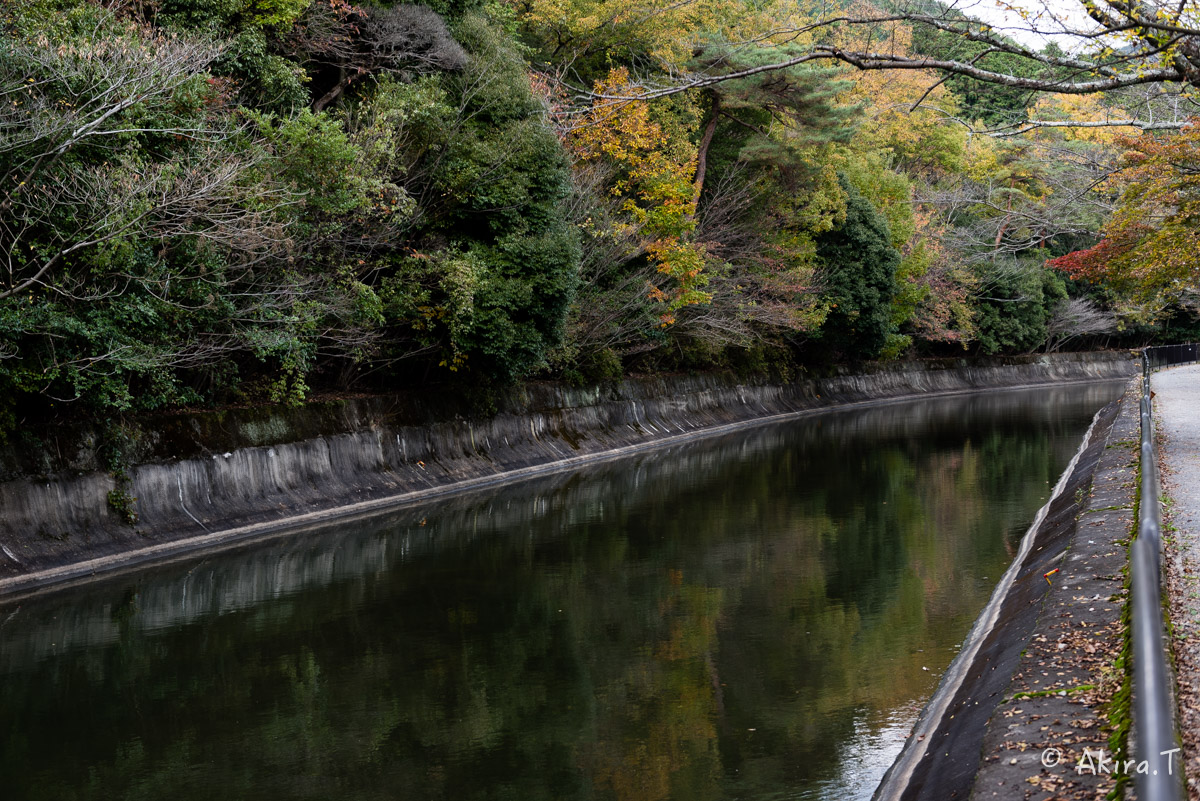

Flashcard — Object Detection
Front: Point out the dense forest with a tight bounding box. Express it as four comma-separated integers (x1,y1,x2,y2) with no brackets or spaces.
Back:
2,0,1198,434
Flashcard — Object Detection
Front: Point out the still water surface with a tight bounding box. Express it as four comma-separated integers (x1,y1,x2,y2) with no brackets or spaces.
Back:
0,382,1125,801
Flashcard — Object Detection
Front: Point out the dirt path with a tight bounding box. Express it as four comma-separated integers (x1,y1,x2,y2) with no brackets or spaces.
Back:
1154,363,1200,799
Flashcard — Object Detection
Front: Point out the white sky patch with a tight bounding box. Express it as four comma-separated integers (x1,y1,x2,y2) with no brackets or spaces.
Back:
943,0,1099,50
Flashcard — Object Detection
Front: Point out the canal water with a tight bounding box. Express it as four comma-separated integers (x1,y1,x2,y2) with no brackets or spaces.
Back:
0,381,1125,801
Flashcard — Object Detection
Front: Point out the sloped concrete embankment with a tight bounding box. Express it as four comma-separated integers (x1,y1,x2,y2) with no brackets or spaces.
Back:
0,352,1135,597
874,378,1140,800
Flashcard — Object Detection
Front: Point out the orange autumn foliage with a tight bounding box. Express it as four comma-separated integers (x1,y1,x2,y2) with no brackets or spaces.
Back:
1049,120,1200,317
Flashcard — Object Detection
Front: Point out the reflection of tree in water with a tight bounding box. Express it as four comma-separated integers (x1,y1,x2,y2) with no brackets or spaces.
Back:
581,580,725,801
0,385,1121,801
709,423,1075,795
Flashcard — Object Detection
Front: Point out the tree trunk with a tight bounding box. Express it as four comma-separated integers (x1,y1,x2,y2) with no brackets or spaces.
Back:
692,92,721,202
994,180,1014,248
313,67,356,112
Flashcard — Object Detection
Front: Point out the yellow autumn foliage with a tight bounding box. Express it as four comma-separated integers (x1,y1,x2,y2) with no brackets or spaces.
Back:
1031,94,1142,144
570,68,711,313
518,0,814,68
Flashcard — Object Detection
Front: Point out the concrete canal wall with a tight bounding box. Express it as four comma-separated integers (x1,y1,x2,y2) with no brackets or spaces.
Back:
0,351,1137,598
873,377,1139,800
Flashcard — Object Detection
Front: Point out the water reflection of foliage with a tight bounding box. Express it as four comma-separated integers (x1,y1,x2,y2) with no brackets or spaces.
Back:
0,388,1118,800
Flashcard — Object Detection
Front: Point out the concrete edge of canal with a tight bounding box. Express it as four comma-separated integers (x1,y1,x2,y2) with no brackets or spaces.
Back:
875,376,1142,801
0,351,1137,604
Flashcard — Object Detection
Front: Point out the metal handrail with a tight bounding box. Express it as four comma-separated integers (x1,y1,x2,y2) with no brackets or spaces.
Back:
1145,342,1200,370
1132,345,1193,801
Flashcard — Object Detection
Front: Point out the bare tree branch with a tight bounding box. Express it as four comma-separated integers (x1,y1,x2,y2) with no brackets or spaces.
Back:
561,0,1200,135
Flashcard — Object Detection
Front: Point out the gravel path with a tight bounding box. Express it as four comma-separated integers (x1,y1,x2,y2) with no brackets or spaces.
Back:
1154,363,1200,799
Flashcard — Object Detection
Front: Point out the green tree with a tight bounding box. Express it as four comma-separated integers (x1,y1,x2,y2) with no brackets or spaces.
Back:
811,177,902,359
973,265,1067,353
371,14,581,380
